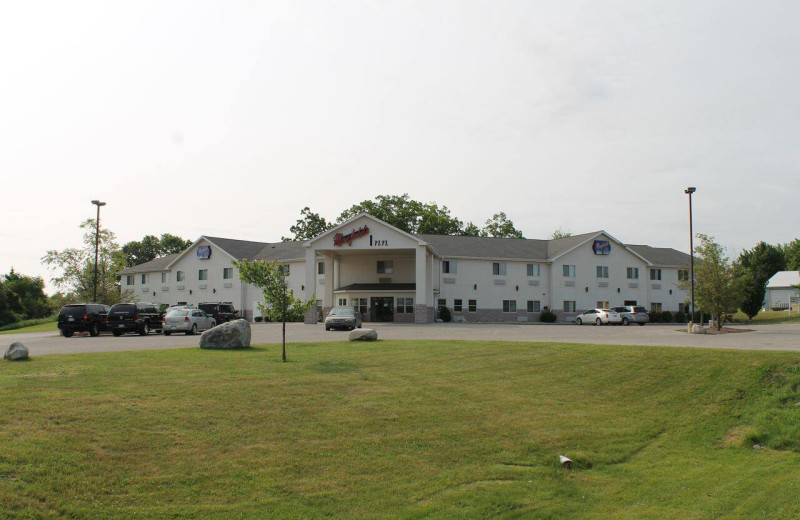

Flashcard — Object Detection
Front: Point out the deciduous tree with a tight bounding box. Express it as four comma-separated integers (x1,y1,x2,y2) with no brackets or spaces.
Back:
482,212,524,239
121,234,192,266
282,207,334,241
734,241,786,319
551,228,573,239
693,234,739,330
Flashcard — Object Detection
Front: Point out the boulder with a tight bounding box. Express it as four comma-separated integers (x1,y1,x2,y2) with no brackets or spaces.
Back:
4,342,29,361
348,328,378,342
199,319,251,349
691,324,706,335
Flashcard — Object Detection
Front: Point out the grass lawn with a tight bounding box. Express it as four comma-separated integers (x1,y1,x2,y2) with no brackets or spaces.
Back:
732,310,800,324
0,318,58,335
1,340,799,519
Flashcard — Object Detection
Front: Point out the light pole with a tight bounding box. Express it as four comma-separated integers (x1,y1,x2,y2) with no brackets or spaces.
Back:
684,187,696,323
91,200,106,302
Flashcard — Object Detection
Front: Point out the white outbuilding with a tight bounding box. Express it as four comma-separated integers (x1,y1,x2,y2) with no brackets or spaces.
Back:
765,271,800,311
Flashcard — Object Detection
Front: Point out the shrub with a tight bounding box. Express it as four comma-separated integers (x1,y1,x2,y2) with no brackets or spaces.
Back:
674,311,686,323
540,310,557,323
661,311,673,323
439,306,452,322
254,316,263,323
649,312,661,323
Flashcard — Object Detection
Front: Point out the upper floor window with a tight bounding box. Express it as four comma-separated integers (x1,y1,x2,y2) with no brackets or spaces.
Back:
377,260,393,274
442,260,457,274
650,269,662,281
279,264,290,276
527,264,540,276
596,266,609,278
563,265,576,277
318,262,325,275
627,267,639,280
492,262,506,276
126,275,134,285
198,269,208,281
161,272,168,284
141,274,148,284
223,267,233,279
176,271,185,282
678,269,690,281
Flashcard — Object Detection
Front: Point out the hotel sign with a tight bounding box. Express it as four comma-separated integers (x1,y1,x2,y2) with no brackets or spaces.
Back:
334,225,370,247
197,245,212,259
592,240,611,255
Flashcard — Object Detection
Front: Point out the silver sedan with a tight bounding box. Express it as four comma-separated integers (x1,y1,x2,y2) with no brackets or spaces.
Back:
162,309,216,336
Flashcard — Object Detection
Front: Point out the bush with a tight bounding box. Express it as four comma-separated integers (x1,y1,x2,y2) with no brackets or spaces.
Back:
254,316,263,323
540,310,557,323
661,311,673,323
674,311,686,323
649,312,661,323
439,306,452,322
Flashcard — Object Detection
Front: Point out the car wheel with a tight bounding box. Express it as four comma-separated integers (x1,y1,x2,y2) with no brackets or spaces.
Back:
164,331,171,336
639,322,646,326
62,330,74,338
211,321,216,328
112,331,123,337
576,318,582,325
187,324,197,336
595,318,602,326
622,317,629,326
325,326,331,331
139,323,150,336
89,324,100,337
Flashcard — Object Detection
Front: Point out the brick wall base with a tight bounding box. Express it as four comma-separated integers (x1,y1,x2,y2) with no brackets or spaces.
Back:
414,305,435,324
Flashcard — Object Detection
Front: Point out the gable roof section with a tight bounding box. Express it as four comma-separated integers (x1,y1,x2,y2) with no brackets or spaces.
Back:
202,236,269,260
766,270,800,289
546,231,602,259
254,241,306,262
306,212,428,248
120,253,181,274
626,245,692,268
415,234,549,261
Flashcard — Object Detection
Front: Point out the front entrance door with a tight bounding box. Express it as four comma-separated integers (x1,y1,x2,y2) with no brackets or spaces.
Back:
370,297,394,322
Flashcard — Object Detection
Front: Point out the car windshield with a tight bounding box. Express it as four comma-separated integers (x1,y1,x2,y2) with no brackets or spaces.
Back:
167,310,190,317
329,307,355,316
634,307,648,313
59,305,86,316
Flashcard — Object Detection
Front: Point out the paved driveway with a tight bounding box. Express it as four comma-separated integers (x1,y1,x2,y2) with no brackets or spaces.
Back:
4,322,800,357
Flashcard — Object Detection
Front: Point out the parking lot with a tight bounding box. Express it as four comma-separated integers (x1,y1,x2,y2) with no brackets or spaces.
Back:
4,321,800,357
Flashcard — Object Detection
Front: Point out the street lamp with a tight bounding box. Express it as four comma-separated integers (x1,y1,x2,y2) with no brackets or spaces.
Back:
684,187,696,323
91,200,106,302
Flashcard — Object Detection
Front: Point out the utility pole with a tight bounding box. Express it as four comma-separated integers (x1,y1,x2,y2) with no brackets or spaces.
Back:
91,200,106,302
684,188,696,324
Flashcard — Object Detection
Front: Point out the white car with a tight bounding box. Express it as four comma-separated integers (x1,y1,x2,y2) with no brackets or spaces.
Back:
162,309,216,335
575,309,622,326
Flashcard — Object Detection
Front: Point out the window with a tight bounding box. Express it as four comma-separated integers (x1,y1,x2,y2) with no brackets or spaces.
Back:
468,299,477,312
141,274,148,284
396,297,414,313
316,299,323,311
678,269,689,281
318,262,325,275
597,300,610,309
161,272,168,284
678,302,686,313
454,299,463,312
527,264,540,276
377,260,393,274
563,265,576,277
502,300,517,312
437,298,447,310
596,266,609,278
442,260,457,274
650,269,662,281
338,298,347,306
223,267,233,279
492,262,507,276
126,275,134,285
627,267,639,279
651,302,663,312
356,298,367,314
279,264,290,276
176,271,185,282
198,269,208,281
563,300,576,312
527,300,541,312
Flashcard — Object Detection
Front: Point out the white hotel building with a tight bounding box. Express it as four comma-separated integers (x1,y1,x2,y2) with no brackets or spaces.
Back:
120,214,692,324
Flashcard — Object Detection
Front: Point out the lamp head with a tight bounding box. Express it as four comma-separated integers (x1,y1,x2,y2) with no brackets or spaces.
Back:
91,200,106,207
684,187,696,194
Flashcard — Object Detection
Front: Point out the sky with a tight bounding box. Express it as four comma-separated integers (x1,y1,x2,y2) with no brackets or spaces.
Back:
1,0,798,293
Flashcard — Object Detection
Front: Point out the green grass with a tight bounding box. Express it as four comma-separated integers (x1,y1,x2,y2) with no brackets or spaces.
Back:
1,340,800,519
0,317,58,335
732,310,800,324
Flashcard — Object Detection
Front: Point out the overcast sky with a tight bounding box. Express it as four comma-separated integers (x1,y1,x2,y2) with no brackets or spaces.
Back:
1,1,798,293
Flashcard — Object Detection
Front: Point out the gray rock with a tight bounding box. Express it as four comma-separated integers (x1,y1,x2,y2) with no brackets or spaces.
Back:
4,342,29,361
199,319,251,349
348,328,378,341
691,324,707,334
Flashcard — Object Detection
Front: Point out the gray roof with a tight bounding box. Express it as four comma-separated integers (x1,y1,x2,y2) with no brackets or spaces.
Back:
203,236,269,260
120,253,181,274
254,241,306,262
626,245,691,267
546,231,602,258
416,234,549,261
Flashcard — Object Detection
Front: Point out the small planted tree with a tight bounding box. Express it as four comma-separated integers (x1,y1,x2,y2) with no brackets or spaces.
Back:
693,234,739,331
234,259,314,361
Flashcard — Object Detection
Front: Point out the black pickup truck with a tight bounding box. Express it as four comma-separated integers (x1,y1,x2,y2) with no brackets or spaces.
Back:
106,302,164,336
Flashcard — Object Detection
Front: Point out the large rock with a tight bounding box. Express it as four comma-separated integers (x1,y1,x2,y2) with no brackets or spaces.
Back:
4,342,29,360
691,324,707,335
199,319,251,349
348,328,378,342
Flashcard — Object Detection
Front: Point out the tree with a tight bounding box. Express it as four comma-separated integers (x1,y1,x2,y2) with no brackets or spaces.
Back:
482,212,524,238
734,241,786,319
693,234,739,330
460,222,484,237
234,259,314,361
42,219,131,305
551,228,573,239
783,238,800,270
282,207,334,241
121,234,192,267
1,269,50,319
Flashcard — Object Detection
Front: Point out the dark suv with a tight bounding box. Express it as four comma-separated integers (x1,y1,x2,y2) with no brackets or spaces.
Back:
198,302,238,324
106,302,164,336
57,303,110,337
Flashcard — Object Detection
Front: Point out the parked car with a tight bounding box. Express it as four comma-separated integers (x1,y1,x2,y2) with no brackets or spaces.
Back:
198,302,239,324
106,302,164,336
610,305,649,326
57,303,110,337
575,308,622,326
162,309,216,335
324,306,363,331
